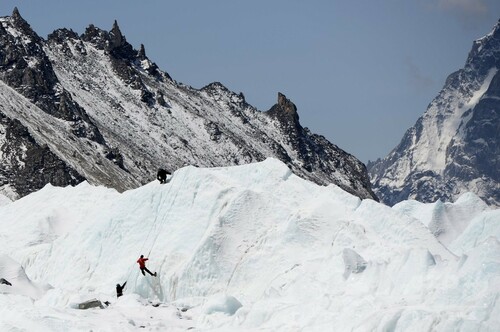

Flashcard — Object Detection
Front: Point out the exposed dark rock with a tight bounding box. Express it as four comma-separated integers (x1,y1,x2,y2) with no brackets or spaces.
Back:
266,92,300,130
105,148,126,170
81,24,110,50
47,28,79,44
0,112,86,198
205,121,223,142
138,44,147,60
156,91,168,107
77,299,105,310
0,10,105,146
109,20,135,60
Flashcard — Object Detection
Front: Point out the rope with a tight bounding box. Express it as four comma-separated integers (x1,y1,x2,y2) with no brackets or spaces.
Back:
147,171,189,257
143,177,173,256
124,173,175,282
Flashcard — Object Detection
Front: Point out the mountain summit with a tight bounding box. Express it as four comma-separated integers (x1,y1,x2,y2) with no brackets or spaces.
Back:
0,9,376,201
369,19,500,207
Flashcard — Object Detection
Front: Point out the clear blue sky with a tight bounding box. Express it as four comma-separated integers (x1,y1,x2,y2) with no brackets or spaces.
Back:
1,1,499,163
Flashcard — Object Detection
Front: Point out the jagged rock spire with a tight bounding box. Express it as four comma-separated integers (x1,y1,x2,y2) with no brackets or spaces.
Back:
110,20,124,49
12,7,21,19
273,92,300,124
277,92,298,117
138,44,147,60
9,6,35,37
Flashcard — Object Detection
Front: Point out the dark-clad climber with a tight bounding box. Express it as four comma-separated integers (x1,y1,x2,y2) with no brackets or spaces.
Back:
137,255,157,277
157,168,171,184
116,281,127,298
0,278,12,286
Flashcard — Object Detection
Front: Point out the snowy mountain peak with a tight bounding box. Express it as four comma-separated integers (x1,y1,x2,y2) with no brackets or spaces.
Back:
475,18,500,43
369,19,500,206
0,11,377,201
467,19,500,71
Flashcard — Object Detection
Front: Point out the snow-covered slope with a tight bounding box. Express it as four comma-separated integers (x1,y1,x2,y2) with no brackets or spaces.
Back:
0,8,376,202
0,158,498,331
369,19,500,207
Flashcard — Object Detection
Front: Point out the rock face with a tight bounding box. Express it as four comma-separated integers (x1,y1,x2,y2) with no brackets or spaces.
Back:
368,19,500,207
77,299,105,310
0,8,377,201
0,113,85,197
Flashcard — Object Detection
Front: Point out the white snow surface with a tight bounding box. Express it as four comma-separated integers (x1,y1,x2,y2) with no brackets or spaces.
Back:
0,193,12,206
0,159,499,331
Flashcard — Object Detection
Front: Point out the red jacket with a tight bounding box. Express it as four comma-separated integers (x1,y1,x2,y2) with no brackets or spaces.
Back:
137,257,148,269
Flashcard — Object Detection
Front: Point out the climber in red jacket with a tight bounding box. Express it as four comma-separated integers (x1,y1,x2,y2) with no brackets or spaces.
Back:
137,255,157,277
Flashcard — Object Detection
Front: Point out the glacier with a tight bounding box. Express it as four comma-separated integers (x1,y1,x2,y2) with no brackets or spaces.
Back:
0,158,499,331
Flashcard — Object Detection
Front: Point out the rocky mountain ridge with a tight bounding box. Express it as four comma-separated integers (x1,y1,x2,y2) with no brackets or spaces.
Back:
0,8,377,201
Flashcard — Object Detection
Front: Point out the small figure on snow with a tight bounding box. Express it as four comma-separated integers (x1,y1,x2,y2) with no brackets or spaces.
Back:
157,168,171,184
137,255,157,277
0,278,12,286
116,281,127,298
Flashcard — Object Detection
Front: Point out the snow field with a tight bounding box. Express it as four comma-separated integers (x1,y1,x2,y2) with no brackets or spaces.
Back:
0,158,499,331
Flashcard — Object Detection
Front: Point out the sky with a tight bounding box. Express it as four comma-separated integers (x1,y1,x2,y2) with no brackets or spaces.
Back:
1,159,498,330
0,1,499,163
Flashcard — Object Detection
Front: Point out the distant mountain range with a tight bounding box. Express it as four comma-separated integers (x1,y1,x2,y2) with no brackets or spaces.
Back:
0,8,376,201
369,19,500,207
